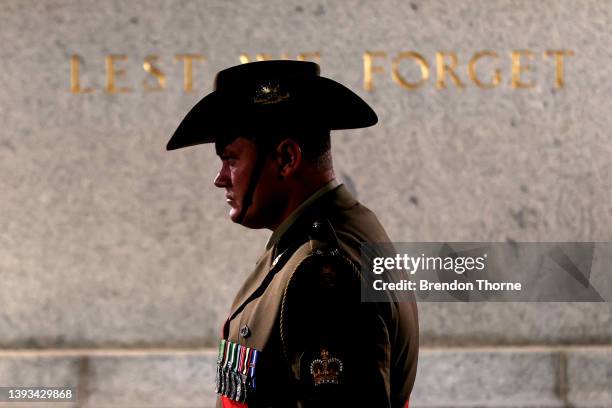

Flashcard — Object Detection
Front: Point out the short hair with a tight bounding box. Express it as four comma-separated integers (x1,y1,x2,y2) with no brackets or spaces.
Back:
278,129,332,172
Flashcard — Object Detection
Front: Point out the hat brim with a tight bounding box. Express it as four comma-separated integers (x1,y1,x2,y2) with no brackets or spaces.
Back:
166,76,378,151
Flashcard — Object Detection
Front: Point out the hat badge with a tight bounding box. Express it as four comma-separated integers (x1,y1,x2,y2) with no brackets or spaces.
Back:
253,80,290,105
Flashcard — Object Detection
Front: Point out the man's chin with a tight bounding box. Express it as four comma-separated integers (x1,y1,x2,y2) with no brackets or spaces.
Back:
229,208,267,229
229,207,251,227
228,207,242,223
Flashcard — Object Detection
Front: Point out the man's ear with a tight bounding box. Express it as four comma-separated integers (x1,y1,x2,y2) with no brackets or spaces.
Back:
274,139,302,177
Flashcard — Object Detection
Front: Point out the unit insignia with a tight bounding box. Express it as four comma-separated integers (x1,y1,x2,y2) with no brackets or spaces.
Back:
309,348,344,386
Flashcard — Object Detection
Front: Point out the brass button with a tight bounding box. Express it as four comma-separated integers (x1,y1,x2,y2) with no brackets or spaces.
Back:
240,325,251,338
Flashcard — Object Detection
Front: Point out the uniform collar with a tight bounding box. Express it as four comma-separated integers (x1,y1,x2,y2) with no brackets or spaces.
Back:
266,179,340,251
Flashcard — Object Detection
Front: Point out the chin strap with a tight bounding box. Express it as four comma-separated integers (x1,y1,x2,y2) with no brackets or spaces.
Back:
235,143,269,225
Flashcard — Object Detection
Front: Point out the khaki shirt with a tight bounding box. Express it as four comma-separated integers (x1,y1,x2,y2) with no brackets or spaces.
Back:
216,184,419,408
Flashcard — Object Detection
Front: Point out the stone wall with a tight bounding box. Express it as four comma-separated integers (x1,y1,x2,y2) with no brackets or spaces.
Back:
0,0,610,406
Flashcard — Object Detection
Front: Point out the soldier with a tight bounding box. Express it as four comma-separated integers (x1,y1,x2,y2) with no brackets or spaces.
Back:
167,60,418,408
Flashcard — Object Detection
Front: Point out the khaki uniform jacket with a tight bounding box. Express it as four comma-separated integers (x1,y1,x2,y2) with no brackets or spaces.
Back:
215,184,419,408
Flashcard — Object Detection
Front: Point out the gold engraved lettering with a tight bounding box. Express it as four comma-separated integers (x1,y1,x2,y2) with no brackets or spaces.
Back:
69,49,573,95
468,51,501,89
363,51,386,91
105,55,133,94
544,50,575,88
175,54,204,92
511,50,535,89
391,52,429,90
239,54,274,63
435,52,465,89
240,52,320,63
297,52,321,62
70,54,94,94
142,54,166,91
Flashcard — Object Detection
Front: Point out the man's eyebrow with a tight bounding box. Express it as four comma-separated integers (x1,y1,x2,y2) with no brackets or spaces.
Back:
219,147,238,157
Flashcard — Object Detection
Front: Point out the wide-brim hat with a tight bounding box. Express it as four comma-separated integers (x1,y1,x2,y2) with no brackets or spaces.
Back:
166,60,378,150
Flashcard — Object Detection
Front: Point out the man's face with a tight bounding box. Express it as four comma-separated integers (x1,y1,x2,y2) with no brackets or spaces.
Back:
214,137,286,228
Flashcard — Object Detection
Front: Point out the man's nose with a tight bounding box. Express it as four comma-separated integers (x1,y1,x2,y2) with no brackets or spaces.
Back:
214,167,229,188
